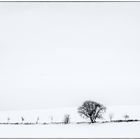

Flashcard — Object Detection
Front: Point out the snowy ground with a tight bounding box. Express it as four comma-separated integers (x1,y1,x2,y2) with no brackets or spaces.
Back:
0,122,140,138
0,105,140,138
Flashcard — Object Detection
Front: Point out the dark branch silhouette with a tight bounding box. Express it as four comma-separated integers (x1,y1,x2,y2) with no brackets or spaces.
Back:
78,100,106,123
63,114,70,124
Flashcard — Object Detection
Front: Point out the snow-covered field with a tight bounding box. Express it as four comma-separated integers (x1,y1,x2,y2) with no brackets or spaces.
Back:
0,122,140,138
0,105,140,138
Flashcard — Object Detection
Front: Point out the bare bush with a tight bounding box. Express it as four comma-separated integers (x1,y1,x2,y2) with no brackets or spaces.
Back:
109,113,114,122
124,114,129,120
50,116,53,123
21,117,24,124
7,117,10,124
63,114,70,124
36,117,39,124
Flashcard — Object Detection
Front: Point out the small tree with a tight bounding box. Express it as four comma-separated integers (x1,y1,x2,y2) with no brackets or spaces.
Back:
124,114,129,120
63,114,70,124
21,117,24,124
50,116,53,123
7,117,10,124
78,100,106,123
36,117,39,124
109,113,114,122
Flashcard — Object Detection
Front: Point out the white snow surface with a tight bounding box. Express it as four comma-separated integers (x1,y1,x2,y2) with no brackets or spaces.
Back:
0,105,140,138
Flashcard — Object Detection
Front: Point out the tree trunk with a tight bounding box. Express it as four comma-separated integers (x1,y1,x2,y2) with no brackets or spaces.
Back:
90,116,94,123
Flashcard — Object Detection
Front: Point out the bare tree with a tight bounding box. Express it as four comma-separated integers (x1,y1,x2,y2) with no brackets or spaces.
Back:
109,113,114,122
50,116,53,123
78,100,106,123
63,114,70,124
7,117,10,124
36,117,39,124
21,117,24,124
124,114,129,120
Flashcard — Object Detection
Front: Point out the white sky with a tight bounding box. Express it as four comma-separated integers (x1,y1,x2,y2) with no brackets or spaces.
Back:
0,2,140,110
